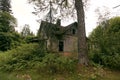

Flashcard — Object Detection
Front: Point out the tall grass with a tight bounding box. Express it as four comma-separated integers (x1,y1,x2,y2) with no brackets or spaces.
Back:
0,43,77,74
0,43,119,80
0,43,45,71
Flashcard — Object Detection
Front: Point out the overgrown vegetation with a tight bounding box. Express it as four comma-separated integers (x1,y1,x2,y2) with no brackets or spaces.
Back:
0,43,77,74
0,8,19,51
88,17,120,70
0,0,120,79
0,32,21,51
0,43,120,80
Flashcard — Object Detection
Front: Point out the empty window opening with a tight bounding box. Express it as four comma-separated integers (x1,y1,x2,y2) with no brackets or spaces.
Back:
72,29,76,34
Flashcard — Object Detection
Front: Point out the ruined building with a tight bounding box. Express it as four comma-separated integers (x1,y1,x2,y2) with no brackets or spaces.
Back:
38,19,78,53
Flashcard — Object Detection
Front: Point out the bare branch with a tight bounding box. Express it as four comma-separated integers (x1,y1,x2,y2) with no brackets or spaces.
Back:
113,4,120,9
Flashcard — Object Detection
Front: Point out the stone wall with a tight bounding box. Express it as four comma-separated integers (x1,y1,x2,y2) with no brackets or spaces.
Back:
47,39,59,52
64,36,78,53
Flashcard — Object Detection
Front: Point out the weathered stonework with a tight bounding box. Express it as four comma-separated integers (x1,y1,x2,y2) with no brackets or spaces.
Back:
38,19,78,53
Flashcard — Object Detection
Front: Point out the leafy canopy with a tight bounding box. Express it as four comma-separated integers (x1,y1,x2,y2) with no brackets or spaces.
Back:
89,17,120,69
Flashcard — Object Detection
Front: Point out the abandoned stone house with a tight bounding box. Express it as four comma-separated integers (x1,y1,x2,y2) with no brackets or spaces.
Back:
38,19,78,53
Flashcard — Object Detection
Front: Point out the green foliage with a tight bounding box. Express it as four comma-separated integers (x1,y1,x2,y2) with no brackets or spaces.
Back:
89,17,120,70
0,43,77,74
35,53,77,74
0,11,19,51
0,32,12,51
0,72,19,80
0,0,11,12
20,24,36,43
0,32,21,51
25,36,37,43
21,24,34,37
0,43,44,71
0,12,16,32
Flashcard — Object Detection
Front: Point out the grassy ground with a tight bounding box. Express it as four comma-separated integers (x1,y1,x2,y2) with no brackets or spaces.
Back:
0,43,120,80
0,66,120,80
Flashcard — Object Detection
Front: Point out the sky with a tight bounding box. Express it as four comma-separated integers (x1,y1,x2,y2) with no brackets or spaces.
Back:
11,0,120,36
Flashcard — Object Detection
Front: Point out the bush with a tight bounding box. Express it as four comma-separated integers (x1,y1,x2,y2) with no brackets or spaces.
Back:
0,43,77,74
35,53,77,74
88,17,120,70
0,43,45,71
101,54,120,70
0,32,21,51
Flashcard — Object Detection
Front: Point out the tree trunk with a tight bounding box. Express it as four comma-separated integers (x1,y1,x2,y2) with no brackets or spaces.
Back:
75,0,89,65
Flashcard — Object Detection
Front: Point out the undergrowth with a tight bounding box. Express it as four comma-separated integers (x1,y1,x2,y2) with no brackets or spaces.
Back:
0,43,77,74
0,43,120,80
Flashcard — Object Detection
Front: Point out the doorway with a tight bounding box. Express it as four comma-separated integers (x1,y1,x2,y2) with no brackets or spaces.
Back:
59,41,64,51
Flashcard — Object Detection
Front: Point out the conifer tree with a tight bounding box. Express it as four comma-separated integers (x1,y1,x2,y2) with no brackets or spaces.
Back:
0,0,11,12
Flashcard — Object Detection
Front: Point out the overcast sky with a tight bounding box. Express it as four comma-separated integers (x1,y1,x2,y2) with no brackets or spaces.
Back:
11,0,120,36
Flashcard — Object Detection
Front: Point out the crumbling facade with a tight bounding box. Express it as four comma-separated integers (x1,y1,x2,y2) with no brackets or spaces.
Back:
38,19,78,53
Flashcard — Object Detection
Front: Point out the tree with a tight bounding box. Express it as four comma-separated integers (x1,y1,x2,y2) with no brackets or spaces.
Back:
0,12,19,51
20,24,36,43
29,0,89,65
21,24,34,37
0,0,11,12
89,17,120,69
0,12,16,32
95,7,110,28
0,32,21,51
0,32,12,51
0,0,16,32
113,4,120,9
74,0,89,65
0,0,18,51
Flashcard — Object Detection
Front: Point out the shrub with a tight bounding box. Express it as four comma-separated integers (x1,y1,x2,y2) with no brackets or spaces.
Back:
0,32,21,51
0,43,77,74
88,17,120,70
0,43,45,71
101,54,120,70
34,53,77,74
